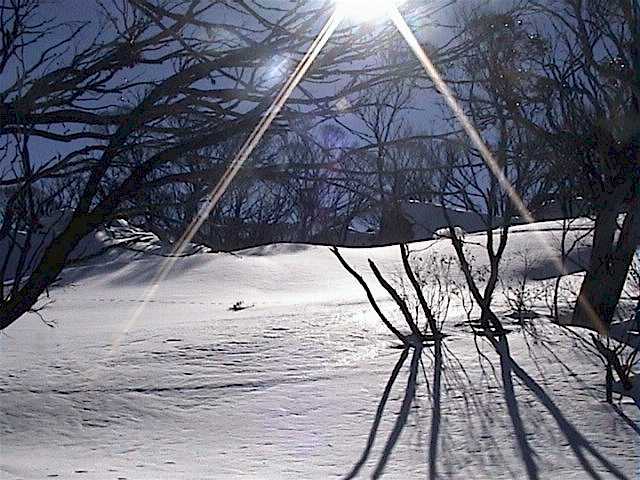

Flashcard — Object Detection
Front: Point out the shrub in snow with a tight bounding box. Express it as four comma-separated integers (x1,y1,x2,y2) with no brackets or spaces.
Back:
229,301,254,311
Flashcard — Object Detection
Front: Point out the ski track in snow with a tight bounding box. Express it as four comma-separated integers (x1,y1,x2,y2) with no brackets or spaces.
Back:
1,220,639,479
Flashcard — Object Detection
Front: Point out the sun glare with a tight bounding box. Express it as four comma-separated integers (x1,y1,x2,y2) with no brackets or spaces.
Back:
335,0,406,21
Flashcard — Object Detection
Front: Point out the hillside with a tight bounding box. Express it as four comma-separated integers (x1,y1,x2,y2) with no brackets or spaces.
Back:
1,219,638,479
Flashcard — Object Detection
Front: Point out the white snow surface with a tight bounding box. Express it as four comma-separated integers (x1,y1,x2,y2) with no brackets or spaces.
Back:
1,219,639,479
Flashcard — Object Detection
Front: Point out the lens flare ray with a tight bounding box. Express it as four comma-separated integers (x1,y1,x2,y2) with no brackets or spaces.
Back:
387,7,603,332
113,10,344,348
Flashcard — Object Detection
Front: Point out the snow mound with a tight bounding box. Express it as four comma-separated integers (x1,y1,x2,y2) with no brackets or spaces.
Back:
0,218,207,284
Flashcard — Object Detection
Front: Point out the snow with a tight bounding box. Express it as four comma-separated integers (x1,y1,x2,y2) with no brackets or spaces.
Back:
432,226,466,240
1,219,639,479
402,201,490,239
0,218,184,284
348,201,494,244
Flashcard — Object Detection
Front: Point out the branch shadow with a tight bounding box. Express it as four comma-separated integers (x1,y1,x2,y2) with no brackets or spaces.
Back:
343,342,448,480
611,405,640,436
427,340,442,480
492,335,630,480
345,334,631,480
343,348,410,480
343,346,423,480
496,336,540,480
372,346,421,479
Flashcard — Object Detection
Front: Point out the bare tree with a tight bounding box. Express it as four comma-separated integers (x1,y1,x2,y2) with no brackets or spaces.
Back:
493,0,640,330
429,8,550,334
0,0,383,329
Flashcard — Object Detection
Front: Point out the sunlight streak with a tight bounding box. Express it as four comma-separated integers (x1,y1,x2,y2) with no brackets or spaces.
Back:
387,7,605,333
112,10,344,348
389,8,535,226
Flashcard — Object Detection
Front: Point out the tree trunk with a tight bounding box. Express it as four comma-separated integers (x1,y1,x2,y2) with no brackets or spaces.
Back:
571,190,640,331
378,203,413,244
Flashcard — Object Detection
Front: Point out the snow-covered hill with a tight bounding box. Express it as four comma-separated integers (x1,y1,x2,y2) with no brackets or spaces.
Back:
0,216,207,284
1,219,638,479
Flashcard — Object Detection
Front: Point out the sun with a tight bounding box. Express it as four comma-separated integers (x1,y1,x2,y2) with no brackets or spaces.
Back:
335,0,407,22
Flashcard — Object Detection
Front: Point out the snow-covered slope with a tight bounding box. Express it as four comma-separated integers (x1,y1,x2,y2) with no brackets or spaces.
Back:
1,219,638,479
0,217,204,284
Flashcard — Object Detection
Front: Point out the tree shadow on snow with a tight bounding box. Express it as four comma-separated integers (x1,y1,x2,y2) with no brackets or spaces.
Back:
345,336,630,480
525,245,591,281
343,346,421,480
496,336,540,480
480,335,629,480
343,344,444,480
